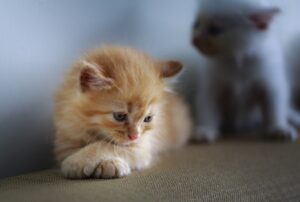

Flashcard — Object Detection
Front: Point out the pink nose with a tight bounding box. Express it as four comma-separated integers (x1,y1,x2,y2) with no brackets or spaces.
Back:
128,134,138,141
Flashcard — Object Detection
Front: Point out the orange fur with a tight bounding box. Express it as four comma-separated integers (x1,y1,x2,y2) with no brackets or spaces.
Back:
54,46,192,179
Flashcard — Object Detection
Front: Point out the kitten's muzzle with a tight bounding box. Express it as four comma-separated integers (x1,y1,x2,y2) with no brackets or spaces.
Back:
192,36,217,56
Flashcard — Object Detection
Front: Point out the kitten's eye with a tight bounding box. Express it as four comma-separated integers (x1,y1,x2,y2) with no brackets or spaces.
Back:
144,116,153,123
208,25,223,36
113,112,128,122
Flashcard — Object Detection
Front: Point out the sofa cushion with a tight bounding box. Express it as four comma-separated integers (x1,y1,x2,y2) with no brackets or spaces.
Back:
0,139,300,202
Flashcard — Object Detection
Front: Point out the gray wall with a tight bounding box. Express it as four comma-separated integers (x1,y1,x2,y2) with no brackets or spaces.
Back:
0,0,299,179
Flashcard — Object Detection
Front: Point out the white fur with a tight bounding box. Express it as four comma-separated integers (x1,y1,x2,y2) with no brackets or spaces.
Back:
194,0,298,142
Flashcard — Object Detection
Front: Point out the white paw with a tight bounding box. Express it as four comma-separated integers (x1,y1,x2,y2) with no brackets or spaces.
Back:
62,156,130,179
93,158,131,179
266,125,298,141
193,126,219,143
61,155,94,179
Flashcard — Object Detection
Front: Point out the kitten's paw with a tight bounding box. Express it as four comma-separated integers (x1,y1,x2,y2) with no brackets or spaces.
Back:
93,158,131,179
265,126,298,141
61,155,130,179
61,155,98,179
193,126,219,143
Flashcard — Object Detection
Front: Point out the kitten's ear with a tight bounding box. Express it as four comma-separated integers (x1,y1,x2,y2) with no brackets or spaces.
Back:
158,61,183,78
79,61,114,92
249,7,280,30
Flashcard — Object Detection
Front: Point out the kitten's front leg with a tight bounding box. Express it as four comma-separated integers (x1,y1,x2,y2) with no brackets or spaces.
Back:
61,142,131,179
258,81,298,141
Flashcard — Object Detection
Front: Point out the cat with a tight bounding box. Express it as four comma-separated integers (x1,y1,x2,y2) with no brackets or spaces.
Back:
54,46,192,179
191,0,299,142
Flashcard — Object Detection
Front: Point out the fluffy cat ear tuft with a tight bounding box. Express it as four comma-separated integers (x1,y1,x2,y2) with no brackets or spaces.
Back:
79,61,114,92
159,61,183,78
249,7,280,30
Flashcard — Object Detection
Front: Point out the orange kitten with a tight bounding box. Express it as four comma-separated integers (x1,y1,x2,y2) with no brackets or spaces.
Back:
54,46,192,179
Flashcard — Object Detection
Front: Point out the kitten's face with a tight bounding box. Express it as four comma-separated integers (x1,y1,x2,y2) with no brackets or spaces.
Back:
81,92,160,146
192,8,280,57
75,47,183,146
192,15,246,56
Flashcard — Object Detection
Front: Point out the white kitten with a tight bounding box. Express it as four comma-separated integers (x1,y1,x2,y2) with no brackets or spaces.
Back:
192,0,299,142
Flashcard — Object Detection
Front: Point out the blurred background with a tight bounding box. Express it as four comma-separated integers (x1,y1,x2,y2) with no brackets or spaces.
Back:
0,0,300,179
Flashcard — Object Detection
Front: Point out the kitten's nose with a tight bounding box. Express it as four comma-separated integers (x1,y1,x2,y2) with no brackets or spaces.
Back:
128,134,138,141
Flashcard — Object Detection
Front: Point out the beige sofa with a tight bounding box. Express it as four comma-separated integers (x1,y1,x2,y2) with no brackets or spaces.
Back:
1,139,299,202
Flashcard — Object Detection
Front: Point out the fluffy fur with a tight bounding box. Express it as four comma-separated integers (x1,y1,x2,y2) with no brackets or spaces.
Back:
192,0,299,142
54,46,192,179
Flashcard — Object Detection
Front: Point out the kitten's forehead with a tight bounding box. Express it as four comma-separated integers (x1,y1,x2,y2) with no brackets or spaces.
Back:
130,103,154,121
128,98,158,112
195,14,243,31
111,97,159,112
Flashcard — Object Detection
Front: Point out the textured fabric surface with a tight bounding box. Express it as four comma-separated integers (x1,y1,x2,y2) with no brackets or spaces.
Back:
0,139,300,202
